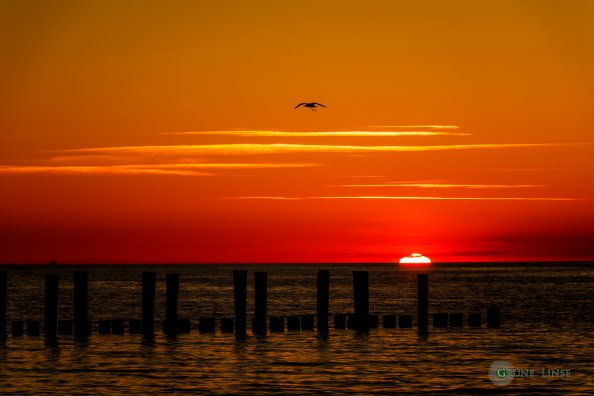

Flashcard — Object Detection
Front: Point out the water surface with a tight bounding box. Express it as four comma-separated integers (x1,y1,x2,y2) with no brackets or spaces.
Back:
1,263,592,394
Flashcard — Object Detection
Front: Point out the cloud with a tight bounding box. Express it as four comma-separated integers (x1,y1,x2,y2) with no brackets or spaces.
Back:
338,183,546,189
0,163,319,176
163,130,470,137
366,125,460,129
223,195,579,201
58,142,590,156
489,168,568,172
47,155,140,164
0,165,207,176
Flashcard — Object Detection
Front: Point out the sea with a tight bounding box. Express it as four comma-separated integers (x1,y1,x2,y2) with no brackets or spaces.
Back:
0,263,593,395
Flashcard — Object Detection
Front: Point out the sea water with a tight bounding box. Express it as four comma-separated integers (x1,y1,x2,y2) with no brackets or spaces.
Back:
0,263,593,394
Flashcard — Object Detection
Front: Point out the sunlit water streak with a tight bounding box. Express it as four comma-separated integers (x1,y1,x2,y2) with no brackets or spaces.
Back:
1,263,593,395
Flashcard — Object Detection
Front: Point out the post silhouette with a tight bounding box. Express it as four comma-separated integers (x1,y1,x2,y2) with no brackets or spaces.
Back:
334,314,346,329
233,270,247,337
301,315,314,331
369,314,379,328
12,320,24,337
27,320,40,336
221,318,234,333
287,315,300,331
399,315,413,328
73,271,88,339
383,314,396,328
468,312,481,327
450,313,463,327
98,320,111,334
353,271,369,331
0,271,6,340
347,314,354,329
433,313,448,328
112,319,125,335
253,272,267,335
129,319,142,334
317,270,329,334
58,320,73,335
44,274,59,342
178,318,191,333
269,316,284,332
417,274,428,334
199,317,216,333
165,273,179,336
141,272,156,339
487,306,501,328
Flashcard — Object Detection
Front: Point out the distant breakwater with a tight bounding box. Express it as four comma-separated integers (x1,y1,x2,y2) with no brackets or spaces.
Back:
0,269,501,343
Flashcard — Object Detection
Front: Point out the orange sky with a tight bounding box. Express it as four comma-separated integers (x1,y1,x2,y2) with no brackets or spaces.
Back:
1,0,593,263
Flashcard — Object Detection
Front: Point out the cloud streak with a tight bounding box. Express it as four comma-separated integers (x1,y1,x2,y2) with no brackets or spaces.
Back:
58,142,590,156
339,183,545,189
366,125,460,129
224,196,579,201
0,163,318,176
164,130,470,137
0,165,207,176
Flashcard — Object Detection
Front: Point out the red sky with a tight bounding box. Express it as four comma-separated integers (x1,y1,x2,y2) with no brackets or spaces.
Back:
1,1,593,263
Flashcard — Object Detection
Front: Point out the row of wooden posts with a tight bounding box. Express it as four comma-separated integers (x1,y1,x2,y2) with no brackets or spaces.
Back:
0,270,501,342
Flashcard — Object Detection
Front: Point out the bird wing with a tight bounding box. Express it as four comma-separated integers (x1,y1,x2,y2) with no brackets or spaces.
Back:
313,103,326,108
295,103,305,109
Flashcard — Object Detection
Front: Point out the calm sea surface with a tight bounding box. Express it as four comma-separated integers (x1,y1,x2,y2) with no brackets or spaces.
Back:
0,263,593,395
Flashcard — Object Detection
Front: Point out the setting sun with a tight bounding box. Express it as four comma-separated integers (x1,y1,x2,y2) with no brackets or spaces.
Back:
399,253,432,265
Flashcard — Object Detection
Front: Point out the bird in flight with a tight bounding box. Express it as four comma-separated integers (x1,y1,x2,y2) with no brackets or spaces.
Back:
295,102,327,111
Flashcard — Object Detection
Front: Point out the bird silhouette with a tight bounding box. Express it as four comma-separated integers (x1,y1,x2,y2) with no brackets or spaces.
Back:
295,102,326,111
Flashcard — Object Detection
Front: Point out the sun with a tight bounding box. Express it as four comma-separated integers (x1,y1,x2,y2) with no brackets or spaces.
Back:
399,253,432,265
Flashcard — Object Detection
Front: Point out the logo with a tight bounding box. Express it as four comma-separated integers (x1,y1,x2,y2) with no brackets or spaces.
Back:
488,360,514,386
489,360,572,386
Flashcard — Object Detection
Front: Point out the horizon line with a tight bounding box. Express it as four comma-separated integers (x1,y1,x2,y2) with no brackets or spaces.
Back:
1,261,592,266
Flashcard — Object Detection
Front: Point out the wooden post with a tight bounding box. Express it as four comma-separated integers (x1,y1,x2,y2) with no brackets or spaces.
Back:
0,271,6,340
353,271,369,331
44,274,59,342
98,320,111,334
287,315,300,331
73,270,88,339
468,312,481,327
233,270,247,337
317,270,329,334
399,314,413,328
433,313,448,328
58,320,73,335
334,314,346,329
347,314,354,329
129,319,142,334
165,273,179,336
142,272,156,339
112,319,125,335
12,320,24,337
352,272,359,329
178,318,191,333
383,314,397,328
301,315,314,330
199,317,216,333
417,274,428,334
269,316,284,332
253,272,267,335
487,306,501,328
221,318,234,333
369,314,379,328
449,313,463,327
27,320,40,336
